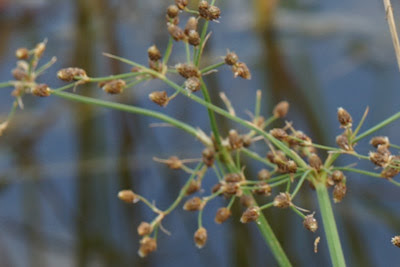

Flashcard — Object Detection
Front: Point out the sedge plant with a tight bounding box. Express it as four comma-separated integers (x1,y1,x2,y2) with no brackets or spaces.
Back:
1,0,400,266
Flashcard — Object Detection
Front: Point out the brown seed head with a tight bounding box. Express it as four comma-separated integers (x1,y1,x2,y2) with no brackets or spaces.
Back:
186,180,201,195
215,207,231,224
391,236,400,248
118,190,139,203
369,151,390,167
381,166,400,179
228,129,243,150
270,128,288,141
166,156,182,169
202,147,215,167
32,84,51,97
34,41,46,58
222,182,241,196
175,0,188,10
240,195,254,207
242,135,253,147
183,197,203,211
240,206,260,223
15,48,29,60
326,176,335,187
308,153,322,171
12,68,28,81
224,173,242,183
273,192,292,208
232,62,251,79
336,134,351,151
167,4,180,18
149,91,169,107
147,45,162,61
167,23,185,41
337,107,352,128
184,17,198,35
208,5,221,20
294,131,312,146
211,183,222,194
253,182,272,196
331,170,344,183
187,30,201,46
176,63,200,78
198,1,209,18
258,169,271,180
273,101,289,118
102,79,126,94
137,222,153,236
138,237,157,258
225,52,239,65
194,227,207,248
57,67,87,82
184,76,201,92
370,136,390,148
303,214,318,232
333,183,347,203
287,160,298,173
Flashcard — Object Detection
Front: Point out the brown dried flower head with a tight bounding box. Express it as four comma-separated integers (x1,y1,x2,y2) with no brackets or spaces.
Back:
381,165,400,179
215,207,231,224
228,129,243,150
224,173,242,183
137,222,153,236
303,214,318,233
176,63,200,78
270,128,288,141
240,195,254,207
149,91,169,107
175,0,188,10
102,79,126,94
118,190,139,203
167,4,180,18
333,183,347,203
184,17,198,35
186,180,201,195
187,30,201,46
184,76,201,92
232,62,251,79
211,182,222,194
308,153,322,171
32,84,51,97
167,23,185,41
253,182,272,196
287,160,298,173
198,1,209,18
331,170,344,183
258,169,271,180
15,48,29,60
166,156,182,169
147,45,162,61
337,107,352,128
57,67,87,82
138,237,157,257
225,52,239,66
369,150,390,167
202,147,215,167
12,68,28,81
222,182,241,196
194,227,207,248
391,236,400,248
370,136,390,148
336,134,351,151
273,101,289,118
34,41,46,58
273,192,292,208
240,206,260,223
183,197,203,211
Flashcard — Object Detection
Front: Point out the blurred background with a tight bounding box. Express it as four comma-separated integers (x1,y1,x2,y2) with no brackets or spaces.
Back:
0,0,400,266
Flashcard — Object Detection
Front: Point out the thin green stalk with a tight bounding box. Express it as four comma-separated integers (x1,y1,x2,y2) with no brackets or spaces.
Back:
51,90,202,141
185,42,191,63
163,37,174,65
164,163,203,214
290,206,306,219
315,182,346,267
291,170,311,198
254,90,262,118
89,72,142,82
200,61,225,74
334,167,381,178
354,111,400,142
0,81,13,88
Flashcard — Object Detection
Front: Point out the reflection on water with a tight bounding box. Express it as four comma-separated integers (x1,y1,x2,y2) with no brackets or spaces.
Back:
0,0,400,266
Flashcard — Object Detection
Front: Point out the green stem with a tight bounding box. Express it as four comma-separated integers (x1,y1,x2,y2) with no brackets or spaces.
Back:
51,90,203,142
200,61,225,74
0,82,13,88
291,170,310,198
163,37,174,65
354,111,400,143
315,182,346,267
185,42,191,63
241,148,275,168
